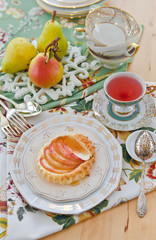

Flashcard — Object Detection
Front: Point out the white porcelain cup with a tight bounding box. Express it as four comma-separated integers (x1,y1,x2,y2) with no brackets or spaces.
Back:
74,6,141,58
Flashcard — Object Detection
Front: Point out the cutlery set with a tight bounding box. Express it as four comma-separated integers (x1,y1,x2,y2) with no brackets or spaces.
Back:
0,94,42,117
0,97,33,137
0,111,18,137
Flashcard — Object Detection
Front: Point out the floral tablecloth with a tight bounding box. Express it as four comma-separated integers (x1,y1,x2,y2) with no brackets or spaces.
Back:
0,91,156,240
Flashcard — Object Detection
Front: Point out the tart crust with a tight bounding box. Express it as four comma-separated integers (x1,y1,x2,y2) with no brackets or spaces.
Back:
37,134,95,185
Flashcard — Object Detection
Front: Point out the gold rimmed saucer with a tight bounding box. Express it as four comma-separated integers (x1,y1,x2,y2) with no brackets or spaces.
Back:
43,0,104,9
93,90,155,131
36,0,89,17
37,0,108,18
88,47,131,69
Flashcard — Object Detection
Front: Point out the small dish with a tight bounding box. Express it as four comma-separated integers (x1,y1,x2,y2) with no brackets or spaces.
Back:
126,130,156,163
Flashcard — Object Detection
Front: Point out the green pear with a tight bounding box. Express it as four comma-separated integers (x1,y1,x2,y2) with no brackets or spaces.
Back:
37,10,68,59
1,37,37,74
57,34,68,59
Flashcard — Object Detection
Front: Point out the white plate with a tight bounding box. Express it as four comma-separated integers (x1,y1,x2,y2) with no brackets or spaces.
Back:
36,0,88,17
126,130,156,163
93,90,155,131
37,0,107,17
10,114,122,215
43,0,104,9
22,122,110,202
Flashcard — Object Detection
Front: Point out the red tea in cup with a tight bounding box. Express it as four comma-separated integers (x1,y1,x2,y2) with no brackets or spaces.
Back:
103,72,153,117
106,75,144,102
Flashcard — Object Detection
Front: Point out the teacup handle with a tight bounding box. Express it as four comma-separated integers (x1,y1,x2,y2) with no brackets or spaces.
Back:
125,43,140,57
146,85,156,94
74,28,86,39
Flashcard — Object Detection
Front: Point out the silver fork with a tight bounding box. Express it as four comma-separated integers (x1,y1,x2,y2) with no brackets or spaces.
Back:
0,99,32,133
0,111,19,137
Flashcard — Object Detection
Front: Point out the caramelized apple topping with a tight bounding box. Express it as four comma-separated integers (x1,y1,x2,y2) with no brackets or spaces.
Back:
37,133,95,184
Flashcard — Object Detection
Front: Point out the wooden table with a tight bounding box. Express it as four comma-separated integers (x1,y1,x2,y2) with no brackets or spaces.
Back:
41,0,156,239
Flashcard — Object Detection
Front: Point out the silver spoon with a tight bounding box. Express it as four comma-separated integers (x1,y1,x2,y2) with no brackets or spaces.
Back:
0,94,42,117
135,130,155,217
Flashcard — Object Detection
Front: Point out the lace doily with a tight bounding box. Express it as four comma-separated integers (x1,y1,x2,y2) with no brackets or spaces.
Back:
0,42,93,105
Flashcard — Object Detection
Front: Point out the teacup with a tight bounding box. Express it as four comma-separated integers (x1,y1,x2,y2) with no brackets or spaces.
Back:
74,6,141,58
103,72,156,116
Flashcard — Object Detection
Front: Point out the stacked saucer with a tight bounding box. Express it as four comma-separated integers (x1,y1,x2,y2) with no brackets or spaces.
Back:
36,0,107,18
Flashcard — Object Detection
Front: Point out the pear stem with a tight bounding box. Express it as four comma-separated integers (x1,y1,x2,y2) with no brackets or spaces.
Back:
52,10,56,22
44,37,61,62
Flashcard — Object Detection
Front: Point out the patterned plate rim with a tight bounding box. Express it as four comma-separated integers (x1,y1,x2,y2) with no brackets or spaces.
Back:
10,114,122,215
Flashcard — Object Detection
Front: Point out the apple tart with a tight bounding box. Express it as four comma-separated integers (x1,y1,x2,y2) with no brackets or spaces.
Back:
37,133,95,185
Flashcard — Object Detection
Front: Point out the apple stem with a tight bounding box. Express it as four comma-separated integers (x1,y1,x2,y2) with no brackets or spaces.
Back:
44,37,61,62
52,10,56,22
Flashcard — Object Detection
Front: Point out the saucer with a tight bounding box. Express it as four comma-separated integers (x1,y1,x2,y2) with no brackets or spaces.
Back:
42,0,103,9
88,48,131,69
126,130,156,162
37,0,107,18
108,102,140,121
93,90,155,131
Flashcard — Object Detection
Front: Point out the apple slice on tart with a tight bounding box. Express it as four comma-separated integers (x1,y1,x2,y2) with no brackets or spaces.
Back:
57,135,91,162
44,148,76,170
49,139,81,167
37,133,95,185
